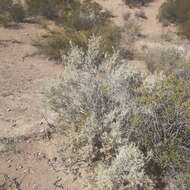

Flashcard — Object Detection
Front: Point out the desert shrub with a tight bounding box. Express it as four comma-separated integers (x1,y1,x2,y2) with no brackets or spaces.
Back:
34,28,88,61
0,0,25,26
32,0,120,60
184,163,190,188
120,18,141,59
132,75,190,172
48,36,190,188
123,0,153,7
159,0,190,39
48,36,153,188
0,14,12,27
86,144,154,190
25,0,66,19
57,0,112,30
25,0,111,26
0,174,21,190
11,3,25,22
35,23,120,60
174,62,190,80
0,0,13,12
144,45,185,73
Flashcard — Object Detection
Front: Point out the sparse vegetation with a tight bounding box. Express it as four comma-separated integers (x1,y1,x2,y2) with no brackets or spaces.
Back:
0,0,25,26
0,0,189,189
121,18,141,59
159,0,190,39
143,45,185,73
123,0,153,7
48,36,190,189
29,0,121,60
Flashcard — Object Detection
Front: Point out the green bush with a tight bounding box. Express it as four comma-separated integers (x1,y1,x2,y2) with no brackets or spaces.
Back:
134,75,190,172
159,0,190,39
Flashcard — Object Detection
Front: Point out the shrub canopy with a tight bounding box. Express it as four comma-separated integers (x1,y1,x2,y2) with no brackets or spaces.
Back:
159,0,190,39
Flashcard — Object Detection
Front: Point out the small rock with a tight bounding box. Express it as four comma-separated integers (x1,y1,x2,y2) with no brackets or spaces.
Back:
11,123,17,128
17,165,23,169
7,159,13,163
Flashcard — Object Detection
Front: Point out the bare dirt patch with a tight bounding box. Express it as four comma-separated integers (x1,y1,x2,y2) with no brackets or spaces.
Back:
0,23,62,139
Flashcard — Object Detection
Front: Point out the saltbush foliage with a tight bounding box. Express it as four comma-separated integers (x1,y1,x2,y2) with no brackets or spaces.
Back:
48,36,153,189
48,36,190,189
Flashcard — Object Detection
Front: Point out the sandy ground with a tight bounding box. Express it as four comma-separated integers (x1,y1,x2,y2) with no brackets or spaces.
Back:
0,0,189,189
0,24,71,189
0,24,63,139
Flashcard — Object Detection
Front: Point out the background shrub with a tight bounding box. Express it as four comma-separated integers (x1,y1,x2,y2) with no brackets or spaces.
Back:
33,0,121,60
34,28,88,61
159,0,190,39
0,0,25,26
123,0,153,7
120,18,141,59
143,45,185,73
25,0,67,19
